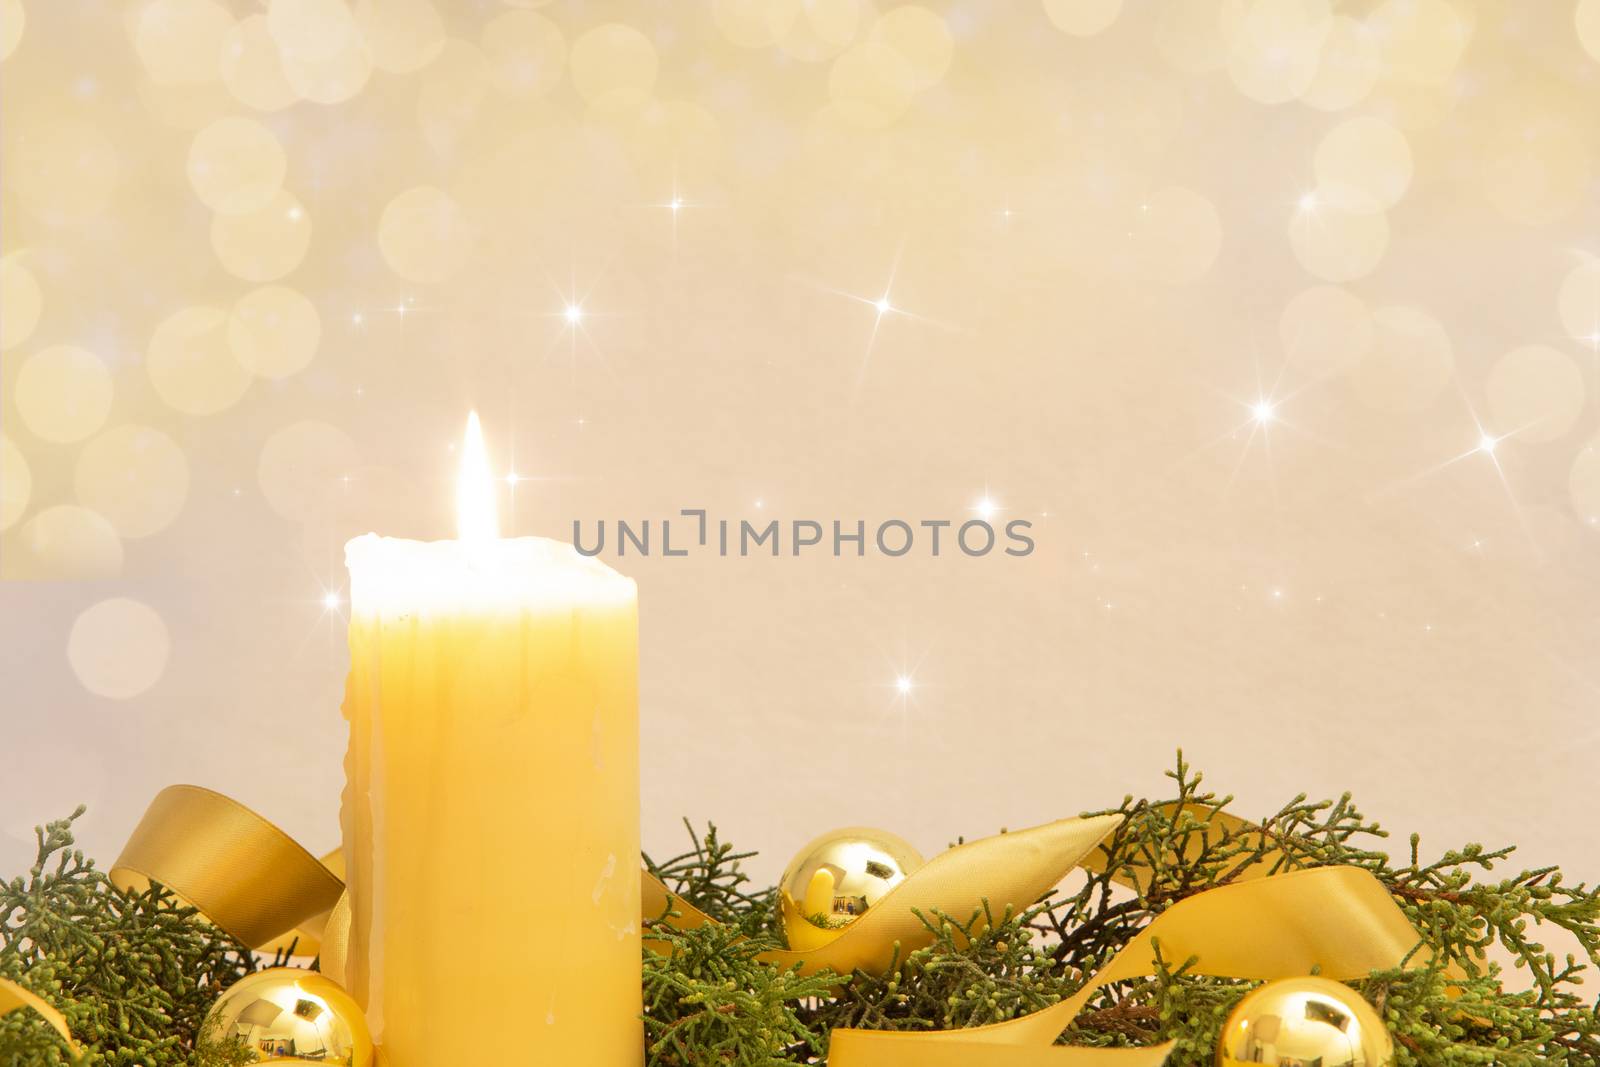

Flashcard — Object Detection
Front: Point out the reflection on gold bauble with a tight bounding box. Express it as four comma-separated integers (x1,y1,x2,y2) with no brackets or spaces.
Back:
1218,976,1393,1067
201,968,372,1065
780,827,925,952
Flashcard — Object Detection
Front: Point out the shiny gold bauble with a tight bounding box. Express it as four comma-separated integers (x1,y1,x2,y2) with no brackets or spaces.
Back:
1218,976,1393,1067
201,968,373,1066
779,826,925,951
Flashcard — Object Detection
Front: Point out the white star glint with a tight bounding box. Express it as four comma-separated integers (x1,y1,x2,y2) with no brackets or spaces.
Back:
895,675,914,695
322,591,341,610
564,303,583,325
805,243,956,397
1373,385,1539,551
1251,399,1276,424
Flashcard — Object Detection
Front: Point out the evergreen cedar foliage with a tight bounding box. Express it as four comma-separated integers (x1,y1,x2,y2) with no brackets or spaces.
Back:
4,757,1598,1066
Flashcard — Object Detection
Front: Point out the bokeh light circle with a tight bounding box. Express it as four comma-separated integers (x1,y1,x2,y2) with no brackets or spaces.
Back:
258,421,362,522
1571,437,1600,528
14,506,123,580
0,254,42,351
0,436,30,532
828,42,916,128
1485,345,1586,443
1301,15,1379,111
209,190,313,281
1557,257,1600,344
1477,82,1592,227
482,10,566,98
220,14,299,112
75,424,191,538
187,117,288,215
569,23,657,103
1280,285,1371,379
1314,116,1411,212
1370,0,1470,85
770,0,860,62
68,599,171,700
1288,200,1388,282
378,185,477,283
15,345,115,444
228,285,322,379
268,0,359,62
1352,305,1454,413
132,0,232,85
1225,0,1332,105
868,6,952,91
146,306,254,415
1042,0,1122,37
354,0,445,73
1581,0,1600,64
280,34,374,104
1,0,22,62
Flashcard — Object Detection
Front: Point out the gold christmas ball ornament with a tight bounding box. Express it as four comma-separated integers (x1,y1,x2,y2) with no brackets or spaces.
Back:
780,826,925,951
1218,976,1393,1067
201,968,373,1066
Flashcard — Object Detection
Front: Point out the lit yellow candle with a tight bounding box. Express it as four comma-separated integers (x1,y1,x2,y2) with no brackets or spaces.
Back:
340,413,640,1066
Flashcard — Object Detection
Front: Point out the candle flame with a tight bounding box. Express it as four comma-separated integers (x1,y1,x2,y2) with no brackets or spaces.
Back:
457,411,499,541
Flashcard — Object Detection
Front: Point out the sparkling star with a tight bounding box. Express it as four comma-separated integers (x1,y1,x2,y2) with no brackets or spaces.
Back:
1374,389,1536,549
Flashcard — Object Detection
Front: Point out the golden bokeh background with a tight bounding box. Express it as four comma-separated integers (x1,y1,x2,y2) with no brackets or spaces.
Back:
2,0,1599,885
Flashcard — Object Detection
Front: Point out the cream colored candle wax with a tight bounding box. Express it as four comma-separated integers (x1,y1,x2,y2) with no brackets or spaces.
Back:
341,413,640,1066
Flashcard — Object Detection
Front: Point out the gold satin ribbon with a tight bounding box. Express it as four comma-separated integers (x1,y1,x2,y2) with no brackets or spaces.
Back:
0,976,81,1057
643,814,1126,977
827,865,1419,1066
640,808,1423,1065
109,785,344,950
44,788,1421,1066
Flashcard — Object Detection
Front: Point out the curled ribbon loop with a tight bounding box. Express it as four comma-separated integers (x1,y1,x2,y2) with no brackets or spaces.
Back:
644,815,1126,977
109,785,344,950
827,864,1421,1065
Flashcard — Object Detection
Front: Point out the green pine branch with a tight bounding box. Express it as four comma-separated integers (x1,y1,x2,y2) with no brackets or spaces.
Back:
6,754,1599,1065
644,752,1600,1066
0,809,270,1067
